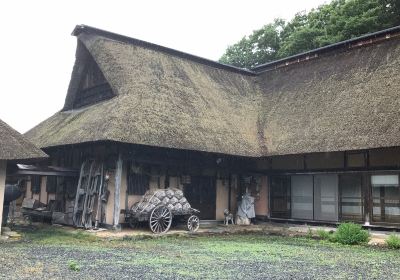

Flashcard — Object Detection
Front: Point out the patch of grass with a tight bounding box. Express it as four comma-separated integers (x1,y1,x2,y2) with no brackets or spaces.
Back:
335,223,369,245
22,226,99,245
67,260,80,272
306,227,313,239
317,229,330,239
386,234,400,249
6,231,400,279
316,229,337,242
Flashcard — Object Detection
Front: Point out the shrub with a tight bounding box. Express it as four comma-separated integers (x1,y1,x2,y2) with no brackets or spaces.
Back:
386,234,400,249
68,260,81,272
335,223,369,245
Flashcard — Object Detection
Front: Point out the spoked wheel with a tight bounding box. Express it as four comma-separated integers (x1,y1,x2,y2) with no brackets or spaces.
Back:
149,206,172,234
187,215,200,232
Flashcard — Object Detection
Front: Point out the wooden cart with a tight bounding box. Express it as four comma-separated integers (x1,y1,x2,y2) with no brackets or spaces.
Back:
125,189,200,234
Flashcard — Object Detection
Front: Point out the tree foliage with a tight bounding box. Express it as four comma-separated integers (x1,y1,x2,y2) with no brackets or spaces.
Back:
219,0,400,69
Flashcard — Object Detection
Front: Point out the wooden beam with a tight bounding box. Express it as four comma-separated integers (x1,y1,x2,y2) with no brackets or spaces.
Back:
0,160,7,233
113,153,123,229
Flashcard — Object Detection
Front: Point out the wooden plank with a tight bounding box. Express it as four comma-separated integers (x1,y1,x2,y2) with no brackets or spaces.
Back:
113,153,123,229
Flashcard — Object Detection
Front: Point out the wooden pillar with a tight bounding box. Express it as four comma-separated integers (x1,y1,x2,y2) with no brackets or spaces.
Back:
363,173,371,226
113,153,123,229
0,160,7,233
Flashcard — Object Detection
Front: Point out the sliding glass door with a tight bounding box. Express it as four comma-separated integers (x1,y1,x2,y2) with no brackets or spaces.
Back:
291,175,313,220
372,175,400,224
339,174,363,221
314,174,339,222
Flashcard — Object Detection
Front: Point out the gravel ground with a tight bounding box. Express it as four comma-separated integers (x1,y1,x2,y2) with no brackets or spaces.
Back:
1,229,400,280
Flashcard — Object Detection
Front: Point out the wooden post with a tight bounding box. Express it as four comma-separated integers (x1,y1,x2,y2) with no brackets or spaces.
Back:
0,160,7,233
363,173,371,226
113,153,123,230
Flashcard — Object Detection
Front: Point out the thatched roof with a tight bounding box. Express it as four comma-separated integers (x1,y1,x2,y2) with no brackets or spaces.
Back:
257,37,400,156
25,27,262,157
0,119,47,161
25,25,400,157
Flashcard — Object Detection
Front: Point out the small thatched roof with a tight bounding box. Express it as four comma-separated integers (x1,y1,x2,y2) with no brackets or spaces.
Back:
25,25,400,157
0,119,47,161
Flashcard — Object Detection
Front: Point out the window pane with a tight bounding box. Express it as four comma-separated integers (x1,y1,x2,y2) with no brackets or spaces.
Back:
46,176,57,193
291,175,313,220
371,175,399,187
314,174,339,221
31,175,41,194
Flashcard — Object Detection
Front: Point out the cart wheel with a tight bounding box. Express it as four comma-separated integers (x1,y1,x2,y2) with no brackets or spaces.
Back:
187,215,200,232
149,206,172,234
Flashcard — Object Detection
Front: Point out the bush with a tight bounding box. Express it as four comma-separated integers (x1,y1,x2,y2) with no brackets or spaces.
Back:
386,234,400,249
335,223,369,245
68,260,81,272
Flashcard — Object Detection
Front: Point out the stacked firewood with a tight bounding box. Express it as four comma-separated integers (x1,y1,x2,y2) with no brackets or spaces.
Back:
132,188,192,214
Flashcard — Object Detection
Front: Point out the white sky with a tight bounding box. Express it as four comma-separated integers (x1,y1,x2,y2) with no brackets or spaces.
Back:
0,0,329,133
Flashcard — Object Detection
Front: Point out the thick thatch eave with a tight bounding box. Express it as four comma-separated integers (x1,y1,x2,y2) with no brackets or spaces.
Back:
0,119,47,161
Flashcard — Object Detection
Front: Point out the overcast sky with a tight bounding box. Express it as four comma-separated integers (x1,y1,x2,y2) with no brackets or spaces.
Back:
1,0,329,133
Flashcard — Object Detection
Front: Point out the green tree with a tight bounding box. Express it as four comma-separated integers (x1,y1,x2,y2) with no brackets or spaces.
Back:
220,0,400,69
219,19,285,68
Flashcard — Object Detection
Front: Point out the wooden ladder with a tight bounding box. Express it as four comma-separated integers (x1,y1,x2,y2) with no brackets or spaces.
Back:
73,160,104,229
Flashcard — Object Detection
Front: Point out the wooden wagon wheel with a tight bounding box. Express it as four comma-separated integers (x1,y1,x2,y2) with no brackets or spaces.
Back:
187,215,200,232
149,205,172,234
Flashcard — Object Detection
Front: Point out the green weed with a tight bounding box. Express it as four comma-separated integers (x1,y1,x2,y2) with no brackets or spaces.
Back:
386,234,400,249
67,260,80,272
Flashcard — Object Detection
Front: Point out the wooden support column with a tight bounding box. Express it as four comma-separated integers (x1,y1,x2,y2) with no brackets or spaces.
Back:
363,173,371,226
113,153,123,230
0,160,7,233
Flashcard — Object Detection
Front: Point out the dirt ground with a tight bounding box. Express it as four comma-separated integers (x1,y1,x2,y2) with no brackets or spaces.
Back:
1,225,400,279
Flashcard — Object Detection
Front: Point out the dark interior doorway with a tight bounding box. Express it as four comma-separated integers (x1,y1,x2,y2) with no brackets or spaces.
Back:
185,176,216,220
270,176,291,218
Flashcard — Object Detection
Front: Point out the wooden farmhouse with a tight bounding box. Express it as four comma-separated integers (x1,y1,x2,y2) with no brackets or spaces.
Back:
0,119,47,232
24,25,400,229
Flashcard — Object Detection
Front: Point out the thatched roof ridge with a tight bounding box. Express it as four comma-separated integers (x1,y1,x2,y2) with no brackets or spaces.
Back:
73,25,256,76
0,119,47,161
25,25,400,158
